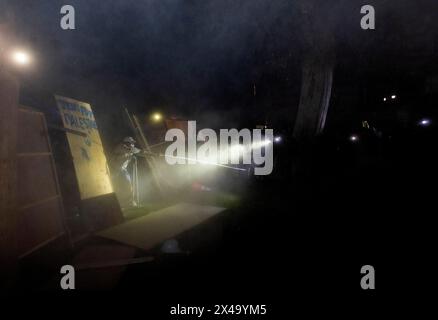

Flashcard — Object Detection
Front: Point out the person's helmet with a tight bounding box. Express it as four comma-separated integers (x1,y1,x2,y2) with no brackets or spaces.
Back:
123,136,136,144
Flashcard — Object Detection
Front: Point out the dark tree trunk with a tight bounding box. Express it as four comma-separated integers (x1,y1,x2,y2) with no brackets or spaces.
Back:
293,2,336,141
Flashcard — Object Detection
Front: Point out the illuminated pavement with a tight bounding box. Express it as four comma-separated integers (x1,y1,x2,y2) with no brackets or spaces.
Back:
98,203,226,251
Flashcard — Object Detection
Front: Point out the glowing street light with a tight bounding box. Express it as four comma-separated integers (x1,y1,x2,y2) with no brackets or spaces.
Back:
391,95,397,100
10,49,32,66
383,97,387,102
151,112,163,122
274,136,282,143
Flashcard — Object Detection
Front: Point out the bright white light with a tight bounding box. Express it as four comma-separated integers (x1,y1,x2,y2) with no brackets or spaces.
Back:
383,97,387,102
252,139,271,149
350,135,359,142
274,136,282,143
11,50,31,66
229,144,247,158
419,119,431,126
391,95,397,99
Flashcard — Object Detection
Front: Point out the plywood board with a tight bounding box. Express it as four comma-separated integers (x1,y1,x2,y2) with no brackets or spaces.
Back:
17,108,66,257
17,197,64,256
17,155,58,207
98,203,225,251
55,95,113,200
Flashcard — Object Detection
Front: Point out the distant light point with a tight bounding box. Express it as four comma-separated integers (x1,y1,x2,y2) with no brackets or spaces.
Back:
419,119,431,127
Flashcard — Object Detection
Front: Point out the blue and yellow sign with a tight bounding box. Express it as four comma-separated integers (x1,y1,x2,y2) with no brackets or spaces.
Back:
55,95,113,199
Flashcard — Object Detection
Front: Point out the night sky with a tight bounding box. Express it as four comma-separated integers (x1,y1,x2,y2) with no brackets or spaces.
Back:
3,0,438,142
